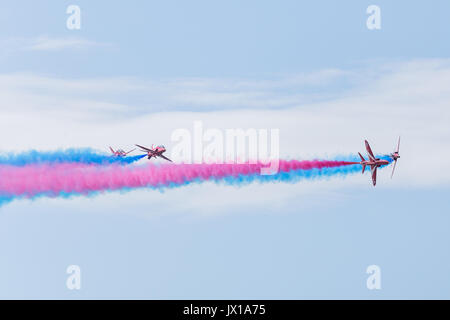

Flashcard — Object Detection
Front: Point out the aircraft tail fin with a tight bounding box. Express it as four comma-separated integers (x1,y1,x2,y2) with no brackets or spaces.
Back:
358,152,365,161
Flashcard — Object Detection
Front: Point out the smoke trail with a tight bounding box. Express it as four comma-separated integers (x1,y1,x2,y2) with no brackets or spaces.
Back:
0,159,364,199
0,148,146,166
0,196,13,206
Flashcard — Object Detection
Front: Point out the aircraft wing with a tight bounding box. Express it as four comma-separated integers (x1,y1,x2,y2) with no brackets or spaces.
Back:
109,147,115,154
365,140,376,161
396,136,401,153
135,144,152,152
125,148,136,154
371,165,377,186
159,154,173,162
391,160,397,178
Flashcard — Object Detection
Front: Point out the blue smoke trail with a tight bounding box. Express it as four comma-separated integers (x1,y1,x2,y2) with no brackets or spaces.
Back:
0,148,146,166
0,196,13,207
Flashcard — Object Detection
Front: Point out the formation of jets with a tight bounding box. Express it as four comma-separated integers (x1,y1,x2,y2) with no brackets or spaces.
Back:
109,144,172,162
353,137,401,186
109,136,401,186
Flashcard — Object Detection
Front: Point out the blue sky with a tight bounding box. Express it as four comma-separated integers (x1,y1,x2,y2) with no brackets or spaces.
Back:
2,1,450,77
0,1,450,299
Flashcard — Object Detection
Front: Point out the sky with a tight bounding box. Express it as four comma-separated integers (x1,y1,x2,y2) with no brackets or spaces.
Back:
0,0,450,299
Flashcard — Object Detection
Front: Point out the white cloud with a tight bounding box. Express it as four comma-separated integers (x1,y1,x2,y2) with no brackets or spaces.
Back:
0,58,449,212
0,35,110,54
26,35,108,51
0,67,353,119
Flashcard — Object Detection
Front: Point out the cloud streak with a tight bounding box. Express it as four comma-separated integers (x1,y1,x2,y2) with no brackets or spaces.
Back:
26,35,109,51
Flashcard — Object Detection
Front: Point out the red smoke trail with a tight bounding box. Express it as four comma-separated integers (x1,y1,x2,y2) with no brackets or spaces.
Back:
0,160,357,197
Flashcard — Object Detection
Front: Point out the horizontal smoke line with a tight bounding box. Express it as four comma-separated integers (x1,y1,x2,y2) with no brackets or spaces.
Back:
0,148,146,166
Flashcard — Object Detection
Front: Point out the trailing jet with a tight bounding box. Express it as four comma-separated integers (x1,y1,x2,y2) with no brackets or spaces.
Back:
109,147,135,157
135,144,172,162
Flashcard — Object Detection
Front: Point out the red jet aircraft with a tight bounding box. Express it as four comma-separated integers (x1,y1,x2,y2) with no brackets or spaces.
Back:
356,140,391,186
109,147,135,157
389,136,401,178
135,144,172,162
